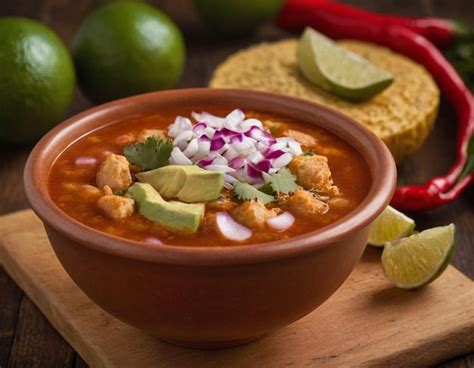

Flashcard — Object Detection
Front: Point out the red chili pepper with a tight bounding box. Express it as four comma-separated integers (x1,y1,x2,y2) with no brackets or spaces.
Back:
276,0,474,211
276,0,472,49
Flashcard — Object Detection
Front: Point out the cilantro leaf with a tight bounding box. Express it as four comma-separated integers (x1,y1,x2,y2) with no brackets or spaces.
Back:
302,151,315,156
233,181,275,204
267,168,299,194
124,136,173,170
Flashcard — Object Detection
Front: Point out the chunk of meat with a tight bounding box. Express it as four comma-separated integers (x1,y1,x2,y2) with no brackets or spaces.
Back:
287,129,317,147
231,200,279,230
136,129,166,143
207,191,236,211
96,154,132,192
288,155,339,195
102,185,113,195
115,133,136,146
281,189,329,217
97,195,135,220
78,184,102,200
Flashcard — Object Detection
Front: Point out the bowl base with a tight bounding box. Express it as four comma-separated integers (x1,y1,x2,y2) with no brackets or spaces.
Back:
161,335,263,349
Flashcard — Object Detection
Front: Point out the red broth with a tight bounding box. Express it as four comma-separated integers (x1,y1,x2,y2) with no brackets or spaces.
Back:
48,111,371,246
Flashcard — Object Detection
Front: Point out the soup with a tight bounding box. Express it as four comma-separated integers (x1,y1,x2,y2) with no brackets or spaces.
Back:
48,109,371,246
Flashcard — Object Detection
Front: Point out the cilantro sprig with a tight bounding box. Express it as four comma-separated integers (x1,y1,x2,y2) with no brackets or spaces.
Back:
124,136,173,170
266,168,299,194
233,181,275,204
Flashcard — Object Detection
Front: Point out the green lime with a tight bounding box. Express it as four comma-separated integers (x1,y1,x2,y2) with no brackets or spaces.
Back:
368,206,415,247
72,1,185,104
0,18,75,144
382,224,456,289
193,0,283,36
297,27,394,101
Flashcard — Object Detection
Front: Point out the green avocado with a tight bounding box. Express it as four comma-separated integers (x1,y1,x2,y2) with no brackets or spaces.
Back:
136,165,224,202
127,183,204,234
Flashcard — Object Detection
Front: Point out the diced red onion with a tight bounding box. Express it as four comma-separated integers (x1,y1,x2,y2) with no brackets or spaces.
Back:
265,148,285,159
256,159,271,172
229,156,246,169
266,212,295,232
240,118,263,131
229,133,244,143
203,127,215,138
223,146,239,161
272,152,293,168
75,157,97,166
210,137,226,151
192,112,225,129
198,157,214,167
247,162,263,179
248,151,264,164
166,110,302,189
193,140,211,161
216,212,252,241
193,122,206,132
170,147,192,165
245,126,275,144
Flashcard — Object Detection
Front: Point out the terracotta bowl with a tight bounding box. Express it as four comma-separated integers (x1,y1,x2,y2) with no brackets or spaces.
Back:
24,89,396,348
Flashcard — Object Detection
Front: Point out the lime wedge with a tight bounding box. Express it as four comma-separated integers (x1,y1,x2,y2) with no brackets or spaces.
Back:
297,27,394,101
368,206,415,247
382,224,456,289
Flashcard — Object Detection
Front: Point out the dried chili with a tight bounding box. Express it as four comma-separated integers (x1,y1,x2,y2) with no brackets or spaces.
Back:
277,0,474,211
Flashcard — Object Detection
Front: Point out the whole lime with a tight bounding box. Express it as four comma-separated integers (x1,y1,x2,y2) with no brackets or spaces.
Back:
193,0,284,36
72,1,186,104
0,18,75,144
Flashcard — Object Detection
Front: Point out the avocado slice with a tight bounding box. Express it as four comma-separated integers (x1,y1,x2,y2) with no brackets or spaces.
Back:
136,165,224,202
127,183,204,234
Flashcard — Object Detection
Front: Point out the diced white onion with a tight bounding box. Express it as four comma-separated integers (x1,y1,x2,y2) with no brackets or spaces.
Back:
266,212,295,232
170,147,192,165
216,212,252,241
75,157,97,166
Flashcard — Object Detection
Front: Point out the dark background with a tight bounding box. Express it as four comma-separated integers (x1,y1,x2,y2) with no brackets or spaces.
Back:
0,1,473,367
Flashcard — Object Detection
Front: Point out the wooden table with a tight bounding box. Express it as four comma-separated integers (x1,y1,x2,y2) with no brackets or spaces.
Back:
0,1,472,367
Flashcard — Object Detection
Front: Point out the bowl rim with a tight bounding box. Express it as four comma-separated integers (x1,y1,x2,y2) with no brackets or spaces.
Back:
24,88,396,266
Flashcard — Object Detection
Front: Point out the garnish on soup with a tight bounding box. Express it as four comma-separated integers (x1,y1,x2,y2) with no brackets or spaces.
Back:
48,109,371,246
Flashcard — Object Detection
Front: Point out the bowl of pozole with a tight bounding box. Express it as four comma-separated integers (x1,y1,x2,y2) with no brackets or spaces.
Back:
24,88,396,348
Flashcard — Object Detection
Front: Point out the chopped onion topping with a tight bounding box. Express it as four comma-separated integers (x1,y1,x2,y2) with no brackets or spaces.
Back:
216,212,252,241
267,212,295,232
167,110,303,188
75,157,98,166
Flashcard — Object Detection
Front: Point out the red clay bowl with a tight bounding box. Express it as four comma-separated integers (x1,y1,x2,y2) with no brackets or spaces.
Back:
24,88,396,348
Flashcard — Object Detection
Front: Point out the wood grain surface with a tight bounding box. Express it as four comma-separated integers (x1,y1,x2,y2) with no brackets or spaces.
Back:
0,209,473,368
0,1,473,367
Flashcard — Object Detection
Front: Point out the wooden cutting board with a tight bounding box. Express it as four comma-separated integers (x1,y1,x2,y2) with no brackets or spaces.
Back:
0,209,473,368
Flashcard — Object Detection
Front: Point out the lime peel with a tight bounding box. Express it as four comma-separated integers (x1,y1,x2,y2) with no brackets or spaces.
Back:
382,224,456,289
368,206,415,247
297,27,394,101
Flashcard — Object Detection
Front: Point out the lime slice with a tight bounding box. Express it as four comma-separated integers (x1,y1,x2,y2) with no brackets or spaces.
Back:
382,224,456,289
368,206,415,247
297,27,394,101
